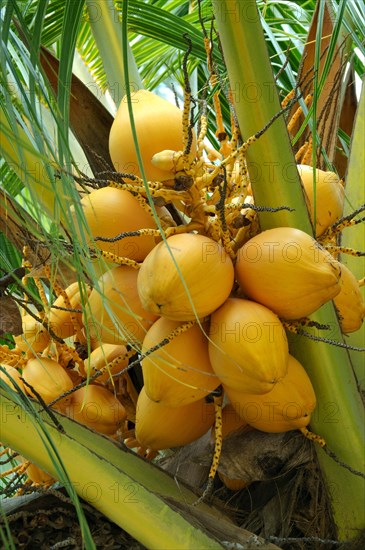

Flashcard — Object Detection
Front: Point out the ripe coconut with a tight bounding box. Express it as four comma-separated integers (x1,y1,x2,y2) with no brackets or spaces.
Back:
135,387,215,450
73,186,158,262
235,227,341,319
333,263,365,333
16,457,54,486
25,462,54,485
224,355,316,432
22,357,73,408
82,343,128,383
209,298,289,394
65,385,126,435
298,164,344,237
83,265,158,348
137,233,234,321
109,90,196,182
48,281,91,339
141,318,219,407
0,364,25,393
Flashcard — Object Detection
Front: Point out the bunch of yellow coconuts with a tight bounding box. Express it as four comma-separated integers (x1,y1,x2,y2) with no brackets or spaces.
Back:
1,90,364,488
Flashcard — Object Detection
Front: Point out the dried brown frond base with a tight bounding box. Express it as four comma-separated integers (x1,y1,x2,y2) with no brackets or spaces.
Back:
0,487,146,550
160,429,364,550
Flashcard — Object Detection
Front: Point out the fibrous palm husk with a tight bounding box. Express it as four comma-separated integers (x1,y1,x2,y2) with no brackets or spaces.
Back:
161,429,340,548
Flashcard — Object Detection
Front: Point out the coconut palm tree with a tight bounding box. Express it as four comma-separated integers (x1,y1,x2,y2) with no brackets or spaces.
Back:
1,0,364,547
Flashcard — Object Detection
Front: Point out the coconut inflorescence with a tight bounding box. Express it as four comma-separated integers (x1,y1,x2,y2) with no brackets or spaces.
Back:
3,81,363,497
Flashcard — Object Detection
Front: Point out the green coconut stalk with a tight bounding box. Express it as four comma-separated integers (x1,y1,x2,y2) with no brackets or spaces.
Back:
212,0,365,539
340,84,365,389
211,0,311,233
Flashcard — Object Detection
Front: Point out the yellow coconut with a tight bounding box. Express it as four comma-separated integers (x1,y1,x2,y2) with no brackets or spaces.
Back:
22,357,73,407
25,462,54,485
65,385,126,435
83,343,129,383
74,186,158,262
48,281,91,339
333,263,365,333
298,164,344,237
15,456,54,485
137,233,234,321
218,473,250,492
135,387,215,450
83,265,159,348
109,90,196,182
224,355,316,433
0,364,25,393
209,298,289,394
235,227,341,319
141,318,219,407
13,314,50,353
